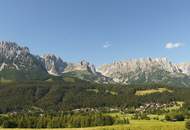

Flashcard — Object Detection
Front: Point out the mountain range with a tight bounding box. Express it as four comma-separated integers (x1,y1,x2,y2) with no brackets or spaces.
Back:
1,41,190,87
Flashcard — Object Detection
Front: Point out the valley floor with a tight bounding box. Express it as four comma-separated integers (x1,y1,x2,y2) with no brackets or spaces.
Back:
0,120,185,130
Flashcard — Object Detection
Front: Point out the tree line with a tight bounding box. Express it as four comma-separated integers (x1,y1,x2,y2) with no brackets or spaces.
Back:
0,113,129,128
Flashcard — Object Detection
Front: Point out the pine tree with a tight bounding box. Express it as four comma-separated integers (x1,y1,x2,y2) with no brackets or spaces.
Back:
37,118,43,128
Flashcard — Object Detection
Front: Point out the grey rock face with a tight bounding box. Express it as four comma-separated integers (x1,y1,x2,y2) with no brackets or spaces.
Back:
2,41,190,86
97,57,185,85
0,41,48,80
42,54,97,76
0,41,100,81
63,60,96,74
0,41,43,71
99,57,180,75
177,63,190,75
42,54,67,76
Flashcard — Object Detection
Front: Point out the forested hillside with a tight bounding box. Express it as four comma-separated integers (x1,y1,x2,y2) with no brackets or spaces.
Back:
1,77,190,113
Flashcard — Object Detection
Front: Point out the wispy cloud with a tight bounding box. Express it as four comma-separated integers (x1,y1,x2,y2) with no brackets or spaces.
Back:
165,42,183,49
103,41,112,48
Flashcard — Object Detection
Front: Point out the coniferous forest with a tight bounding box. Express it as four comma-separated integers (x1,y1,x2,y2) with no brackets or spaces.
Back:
1,78,190,128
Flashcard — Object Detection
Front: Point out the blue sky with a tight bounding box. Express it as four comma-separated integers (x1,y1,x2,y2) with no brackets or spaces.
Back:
0,0,190,66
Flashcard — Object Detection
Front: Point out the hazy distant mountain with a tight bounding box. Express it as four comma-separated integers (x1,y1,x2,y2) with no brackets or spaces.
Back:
98,58,190,87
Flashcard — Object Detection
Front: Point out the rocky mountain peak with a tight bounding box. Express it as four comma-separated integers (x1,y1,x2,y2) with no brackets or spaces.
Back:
42,54,67,76
2,41,190,86
98,57,182,84
0,41,48,80
43,54,62,61
177,63,190,75
0,41,100,80
0,41,32,67
62,60,96,74
99,57,179,74
0,41,30,59
0,41,29,51
79,60,96,73
80,60,90,66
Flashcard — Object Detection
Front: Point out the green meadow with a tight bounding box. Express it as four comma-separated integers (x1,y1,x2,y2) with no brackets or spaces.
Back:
0,120,185,130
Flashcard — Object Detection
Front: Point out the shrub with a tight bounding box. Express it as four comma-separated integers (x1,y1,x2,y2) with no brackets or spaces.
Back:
174,114,184,121
165,113,185,121
165,115,171,121
2,120,17,128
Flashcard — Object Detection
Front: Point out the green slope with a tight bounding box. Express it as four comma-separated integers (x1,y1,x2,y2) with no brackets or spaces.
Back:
1,79,190,113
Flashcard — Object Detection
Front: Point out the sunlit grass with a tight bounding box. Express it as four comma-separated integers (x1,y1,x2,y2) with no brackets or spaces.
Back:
0,120,185,130
135,88,173,96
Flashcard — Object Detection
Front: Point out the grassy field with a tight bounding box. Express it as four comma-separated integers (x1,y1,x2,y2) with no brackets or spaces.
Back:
0,79,13,83
0,120,185,130
135,88,173,96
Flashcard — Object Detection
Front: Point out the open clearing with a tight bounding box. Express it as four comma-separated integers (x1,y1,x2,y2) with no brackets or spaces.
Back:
135,88,173,96
0,120,185,130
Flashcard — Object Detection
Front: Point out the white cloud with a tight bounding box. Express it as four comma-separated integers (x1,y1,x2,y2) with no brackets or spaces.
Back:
165,42,183,49
103,41,112,48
